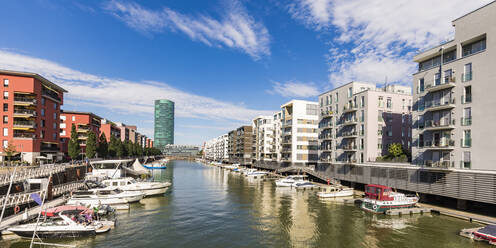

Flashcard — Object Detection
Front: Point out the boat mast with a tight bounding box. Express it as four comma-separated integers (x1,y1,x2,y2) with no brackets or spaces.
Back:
29,173,52,248
0,165,18,225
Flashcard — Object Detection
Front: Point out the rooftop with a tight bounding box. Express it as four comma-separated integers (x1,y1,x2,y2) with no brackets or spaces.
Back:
0,69,68,93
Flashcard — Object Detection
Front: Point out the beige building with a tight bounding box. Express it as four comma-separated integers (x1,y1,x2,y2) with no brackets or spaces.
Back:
280,100,319,166
318,82,412,164
412,2,496,170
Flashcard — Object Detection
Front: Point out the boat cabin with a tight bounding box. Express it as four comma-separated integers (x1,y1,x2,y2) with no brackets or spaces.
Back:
364,184,394,201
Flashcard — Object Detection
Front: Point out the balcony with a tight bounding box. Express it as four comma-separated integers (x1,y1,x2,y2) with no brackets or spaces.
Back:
77,127,90,133
336,158,358,164
426,77,456,93
424,139,455,150
320,145,332,152
320,134,333,141
424,160,454,169
321,111,333,118
42,88,61,102
13,120,36,129
462,72,472,82
319,157,332,163
343,103,358,113
13,109,37,118
423,119,455,131
282,131,292,136
14,97,37,106
341,131,358,138
342,144,357,151
461,117,472,126
425,98,455,112
320,123,333,130
341,118,358,126
14,131,36,139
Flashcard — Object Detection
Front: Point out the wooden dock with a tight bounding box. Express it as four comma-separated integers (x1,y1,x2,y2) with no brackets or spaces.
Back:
385,207,432,216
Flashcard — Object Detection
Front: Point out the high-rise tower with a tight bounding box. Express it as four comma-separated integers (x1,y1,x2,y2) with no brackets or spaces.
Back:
154,99,174,148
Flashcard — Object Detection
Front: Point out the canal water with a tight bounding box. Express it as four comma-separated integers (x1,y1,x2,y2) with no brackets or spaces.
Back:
2,160,490,248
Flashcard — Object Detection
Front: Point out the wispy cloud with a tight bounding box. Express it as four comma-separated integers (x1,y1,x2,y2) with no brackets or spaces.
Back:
287,0,493,86
0,50,273,126
104,0,270,60
268,80,320,98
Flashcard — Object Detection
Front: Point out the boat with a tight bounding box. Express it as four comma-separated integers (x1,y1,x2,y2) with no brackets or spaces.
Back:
102,177,171,197
245,170,268,177
361,184,419,213
41,205,94,218
317,187,354,198
275,175,308,187
293,182,316,189
143,160,167,170
223,164,239,170
68,188,144,204
473,225,496,245
8,213,97,239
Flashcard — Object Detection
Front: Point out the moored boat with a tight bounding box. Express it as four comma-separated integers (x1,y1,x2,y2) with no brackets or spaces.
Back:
473,225,496,244
317,187,354,198
275,175,308,187
361,184,418,213
293,182,316,189
102,177,171,197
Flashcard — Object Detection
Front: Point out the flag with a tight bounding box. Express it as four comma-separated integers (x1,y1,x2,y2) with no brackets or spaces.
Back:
30,193,42,205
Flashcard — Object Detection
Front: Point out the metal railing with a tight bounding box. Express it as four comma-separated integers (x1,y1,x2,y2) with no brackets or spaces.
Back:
14,97,37,104
425,119,455,128
424,139,455,148
424,160,454,169
425,98,455,109
13,109,36,116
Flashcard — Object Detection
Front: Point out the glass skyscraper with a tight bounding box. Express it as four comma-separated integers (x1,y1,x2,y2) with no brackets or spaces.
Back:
154,99,174,147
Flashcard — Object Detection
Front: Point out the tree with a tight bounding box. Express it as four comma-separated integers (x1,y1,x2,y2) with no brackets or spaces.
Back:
108,136,119,158
86,131,97,159
98,133,108,158
135,143,143,157
68,124,80,160
388,143,404,158
116,139,125,158
125,141,134,156
3,140,17,165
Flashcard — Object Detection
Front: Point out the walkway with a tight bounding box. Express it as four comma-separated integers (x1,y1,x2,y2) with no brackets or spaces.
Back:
418,202,496,225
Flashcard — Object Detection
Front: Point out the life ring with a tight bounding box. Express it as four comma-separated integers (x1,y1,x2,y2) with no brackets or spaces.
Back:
14,205,20,214
372,205,378,210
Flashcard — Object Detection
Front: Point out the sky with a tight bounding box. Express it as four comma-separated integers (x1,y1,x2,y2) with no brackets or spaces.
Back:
0,0,492,145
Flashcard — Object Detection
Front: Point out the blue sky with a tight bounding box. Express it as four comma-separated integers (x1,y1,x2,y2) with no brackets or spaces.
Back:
0,0,491,145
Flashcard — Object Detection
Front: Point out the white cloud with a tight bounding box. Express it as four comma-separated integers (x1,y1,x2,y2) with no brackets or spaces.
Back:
268,81,320,98
0,50,273,125
104,0,270,60
288,0,493,86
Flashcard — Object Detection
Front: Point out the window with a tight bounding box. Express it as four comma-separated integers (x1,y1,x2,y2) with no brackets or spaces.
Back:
434,72,440,86
378,110,383,122
2,115,7,124
72,116,76,121
3,79,9,87
53,133,57,140
335,92,338,102
3,103,7,112
53,123,57,129
53,103,57,110
462,151,471,169
463,130,471,148
41,98,45,105
60,130,66,136
360,110,364,122
462,107,472,126
386,98,392,109
464,63,472,82
444,69,453,83
41,120,45,127
419,78,424,93
320,98,323,107
462,38,486,57
40,130,45,138
3,91,8,100
329,95,333,104
418,96,424,112
53,113,57,120
378,97,384,108
361,96,365,107
348,87,352,98
41,109,45,117
60,115,66,121
463,86,472,104
3,128,7,137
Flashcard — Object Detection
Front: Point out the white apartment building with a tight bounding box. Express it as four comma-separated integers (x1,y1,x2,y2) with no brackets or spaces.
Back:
280,100,319,166
204,134,228,162
252,116,274,162
318,82,412,164
271,111,283,162
412,2,496,170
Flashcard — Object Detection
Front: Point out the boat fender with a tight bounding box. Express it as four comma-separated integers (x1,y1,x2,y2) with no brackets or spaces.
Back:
14,205,20,214
372,205,378,210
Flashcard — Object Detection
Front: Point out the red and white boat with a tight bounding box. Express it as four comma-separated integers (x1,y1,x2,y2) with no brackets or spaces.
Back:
361,184,418,213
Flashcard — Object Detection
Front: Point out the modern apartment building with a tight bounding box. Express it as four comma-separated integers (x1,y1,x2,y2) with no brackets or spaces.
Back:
0,70,66,163
252,116,274,162
204,134,228,161
280,100,319,166
116,122,130,143
318,82,412,164
60,110,102,155
271,111,283,163
227,126,253,164
100,118,121,142
412,2,496,170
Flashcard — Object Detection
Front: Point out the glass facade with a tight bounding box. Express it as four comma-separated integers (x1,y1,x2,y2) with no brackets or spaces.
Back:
154,99,174,148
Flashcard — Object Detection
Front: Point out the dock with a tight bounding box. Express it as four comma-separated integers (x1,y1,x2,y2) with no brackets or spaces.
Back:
418,203,496,225
385,207,432,216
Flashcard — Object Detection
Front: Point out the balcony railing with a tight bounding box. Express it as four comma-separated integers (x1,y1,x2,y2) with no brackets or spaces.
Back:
424,119,455,129
342,144,357,150
13,121,36,128
341,131,357,138
13,109,37,116
343,103,358,112
342,118,358,125
426,77,456,92
462,72,472,82
461,117,472,126
424,160,453,169
13,131,36,139
42,89,61,102
320,111,333,117
425,98,455,111
424,139,455,148
14,97,37,105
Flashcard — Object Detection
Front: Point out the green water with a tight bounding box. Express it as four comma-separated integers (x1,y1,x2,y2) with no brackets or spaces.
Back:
1,161,490,248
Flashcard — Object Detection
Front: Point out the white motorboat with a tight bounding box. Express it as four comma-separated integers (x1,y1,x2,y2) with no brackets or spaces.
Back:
245,170,268,177
102,177,171,197
223,164,239,170
275,175,308,187
293,182,316,189
8,213,97,238
317,187,354,198
69,189,144,204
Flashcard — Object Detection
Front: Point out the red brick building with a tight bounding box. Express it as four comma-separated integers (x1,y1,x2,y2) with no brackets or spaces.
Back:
60,111,101,155
0,70,66,163
100,118,121,142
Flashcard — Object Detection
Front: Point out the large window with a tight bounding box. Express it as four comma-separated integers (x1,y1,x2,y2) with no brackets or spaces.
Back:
419,78,424,93
3,79,9,87
463,63,472,82
462,151,471,169
462,38,486,57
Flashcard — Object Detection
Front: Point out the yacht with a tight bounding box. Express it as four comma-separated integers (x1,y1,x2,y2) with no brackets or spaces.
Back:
293,182,316,189
245,170,268,177
361,184,419,213
8,213,97,238
275,175,308,187
102,177,171,197
69,188,144,204
317,187,354,198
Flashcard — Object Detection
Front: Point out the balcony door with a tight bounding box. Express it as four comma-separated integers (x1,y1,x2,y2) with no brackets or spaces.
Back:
440,110,450,126
433,132,440,146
